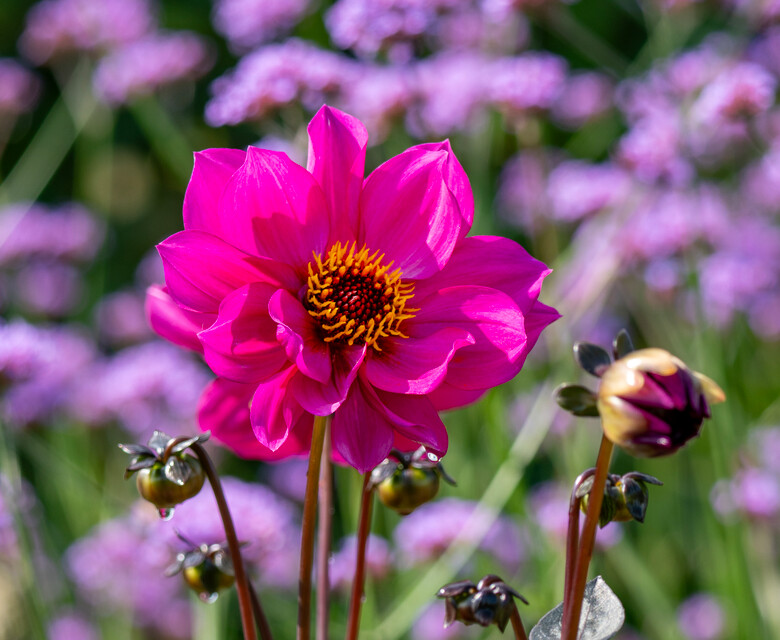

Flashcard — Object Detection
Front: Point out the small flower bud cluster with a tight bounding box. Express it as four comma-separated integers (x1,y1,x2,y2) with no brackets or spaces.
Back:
577,471,663,527
437,574,528,633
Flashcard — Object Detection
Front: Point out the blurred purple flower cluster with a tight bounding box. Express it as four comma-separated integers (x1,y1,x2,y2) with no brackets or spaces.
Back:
329,534,394,591
18,0,212,105
0,59,40,117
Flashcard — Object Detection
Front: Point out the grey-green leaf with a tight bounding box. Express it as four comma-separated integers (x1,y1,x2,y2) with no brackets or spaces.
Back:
573,342,612,377
554,384,600,417
529,576,625,640
612,330,634,360
164,456,191,486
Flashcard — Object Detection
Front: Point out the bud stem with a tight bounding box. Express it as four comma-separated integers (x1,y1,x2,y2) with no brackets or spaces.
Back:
316,421,334,640
298,414,329,640
561,435,614,640
190,442,266,640
563,468,595,613
510,603,529,640
346,473,374,640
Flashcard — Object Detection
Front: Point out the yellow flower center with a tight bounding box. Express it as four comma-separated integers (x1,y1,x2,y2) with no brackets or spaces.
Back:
305,242,416,351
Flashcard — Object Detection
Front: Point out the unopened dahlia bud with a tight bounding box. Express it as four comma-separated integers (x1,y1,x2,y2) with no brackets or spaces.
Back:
437,574,528,633
580,472,663,526
119,431,209,518
597,348,725,457
165,534,235,603
369,447,456,515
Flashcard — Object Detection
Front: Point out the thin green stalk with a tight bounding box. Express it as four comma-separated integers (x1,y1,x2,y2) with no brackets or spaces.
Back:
298,415,329,640
561,436,614,640
345,474,373,640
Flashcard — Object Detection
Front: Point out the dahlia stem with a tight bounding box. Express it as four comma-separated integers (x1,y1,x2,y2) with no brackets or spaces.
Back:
190,442,263,640
560,436,614,640
298,415,329,640
563,469,596,613
345,474,374,640
316,421,334,640
509,604,529,640
248,581,274,640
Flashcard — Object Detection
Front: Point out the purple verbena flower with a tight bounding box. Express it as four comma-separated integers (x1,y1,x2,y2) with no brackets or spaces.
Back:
94,290,153,346
677,593,727,640
205,40,354,126
393,497,526,569
0,320,96,428
545,161,630,222
68,340,210,438
19,0,155,64
212,0,310,52
0,59,41,116
0,203,105,266
329,534,393,590
488,53,568,116
691,62,776,126
47,611,99,640
93,32,213,105
12,261,84,317
66,512,191,638
551,72,613,129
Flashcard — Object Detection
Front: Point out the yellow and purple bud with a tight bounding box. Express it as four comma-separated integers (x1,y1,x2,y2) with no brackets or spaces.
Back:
597,348,725,457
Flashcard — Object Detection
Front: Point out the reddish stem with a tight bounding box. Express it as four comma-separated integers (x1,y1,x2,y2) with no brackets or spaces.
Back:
297,415,328,640
510,604,529,640
316,422,333,640
191,442,262,640
560,436,614,640
562,468,596,623
345,474,374,640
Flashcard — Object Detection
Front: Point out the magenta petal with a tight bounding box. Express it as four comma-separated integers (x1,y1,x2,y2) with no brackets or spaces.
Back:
414,235,553,316
268,289,331,384
371,386,448,456
359,145,463,279
158,230,299,313
331,381,394,473
218,147,330,273
412,285,528,390
199,283,288,383
414,140,473,240
291,345,365,415
145,284,213,353
364,327,474,394
198,378,312,460
184,148,246,236
427,383,488,411
249,366,305,451
307,105,367,243
522,300,560,358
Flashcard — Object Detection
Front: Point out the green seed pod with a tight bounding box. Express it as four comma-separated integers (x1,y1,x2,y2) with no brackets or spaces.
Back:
135,455,205,511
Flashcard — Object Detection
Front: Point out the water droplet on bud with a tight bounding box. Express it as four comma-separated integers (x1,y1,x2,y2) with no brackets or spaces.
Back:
200,591,219,604
158,507,174,520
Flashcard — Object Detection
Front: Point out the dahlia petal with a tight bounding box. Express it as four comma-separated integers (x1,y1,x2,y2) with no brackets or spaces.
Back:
359,145,463,279
184,148,246,236
371,386,448,456
331,381,394,473
427,383,488,411
415,140,473,239
414,236,553,316
410,285,529,390
268,289,331,384
250,366,305,451
522,301,560,356
307,105,367,243
291,345,365,415
158,230,299,313
145,284,213,353
364,327,474,394
199,283,288,383
218,147,330,273
198,378,312,460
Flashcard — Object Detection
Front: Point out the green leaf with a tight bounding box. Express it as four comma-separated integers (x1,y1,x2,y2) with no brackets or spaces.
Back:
573,342,612,377
554,384,600,417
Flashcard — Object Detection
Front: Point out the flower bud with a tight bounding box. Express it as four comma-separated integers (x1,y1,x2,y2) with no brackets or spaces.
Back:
597,348,725,457
437,574,528,633
580,472,663,526
166,539,235,603
369,447,455,515
119,431,209,518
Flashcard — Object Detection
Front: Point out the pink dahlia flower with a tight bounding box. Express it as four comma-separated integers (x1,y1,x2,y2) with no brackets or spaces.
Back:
146,106,558,472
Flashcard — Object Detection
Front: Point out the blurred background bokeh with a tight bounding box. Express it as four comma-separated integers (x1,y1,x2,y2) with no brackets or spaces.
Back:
1,0,779,638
